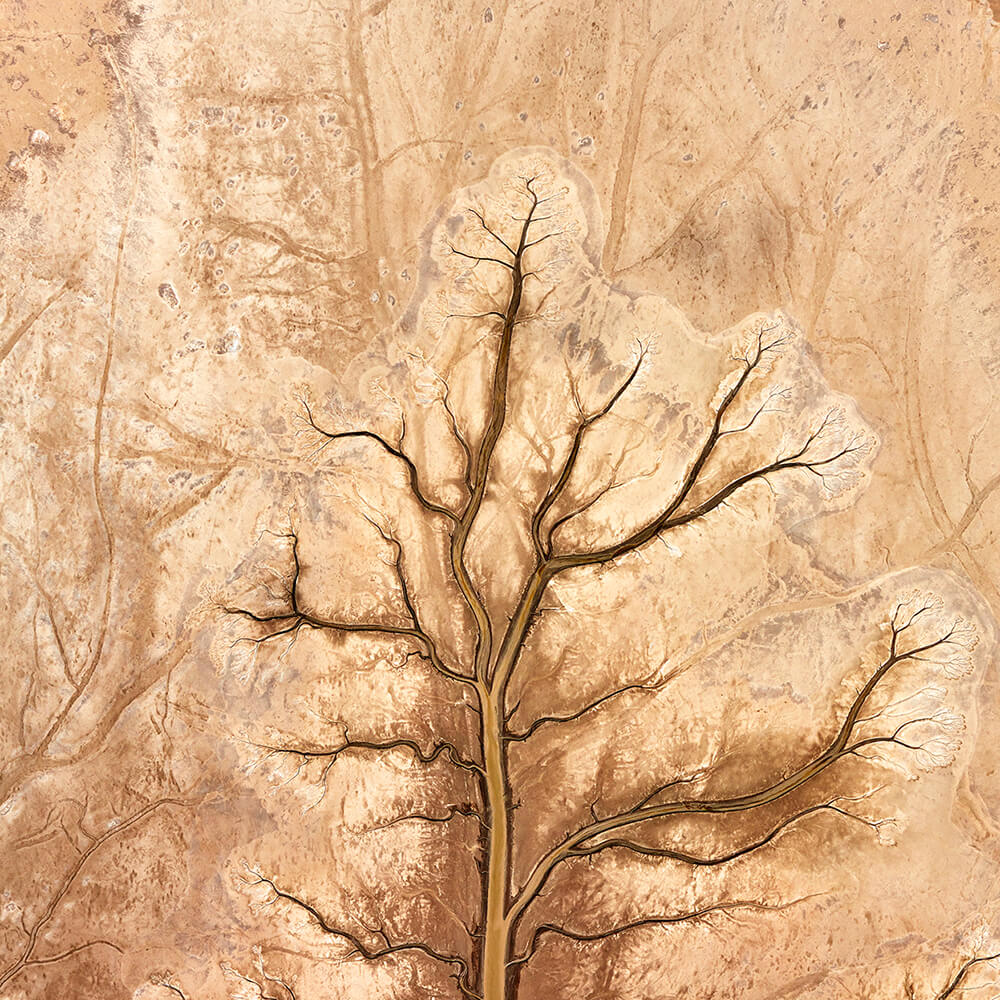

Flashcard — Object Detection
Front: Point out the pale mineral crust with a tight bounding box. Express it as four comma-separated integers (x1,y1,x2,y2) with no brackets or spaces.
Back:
2,2,1000,999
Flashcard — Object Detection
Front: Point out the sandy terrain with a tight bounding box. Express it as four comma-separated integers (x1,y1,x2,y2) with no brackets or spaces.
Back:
3,2,1000,997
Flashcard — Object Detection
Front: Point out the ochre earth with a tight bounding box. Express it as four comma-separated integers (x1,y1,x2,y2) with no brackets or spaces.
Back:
3,2,1000,999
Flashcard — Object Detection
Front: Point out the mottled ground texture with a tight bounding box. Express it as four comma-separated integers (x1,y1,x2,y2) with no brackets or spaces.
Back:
3,2,1000,999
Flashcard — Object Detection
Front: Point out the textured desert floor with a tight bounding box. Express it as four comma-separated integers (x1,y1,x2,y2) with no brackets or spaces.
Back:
3,1,1000,998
